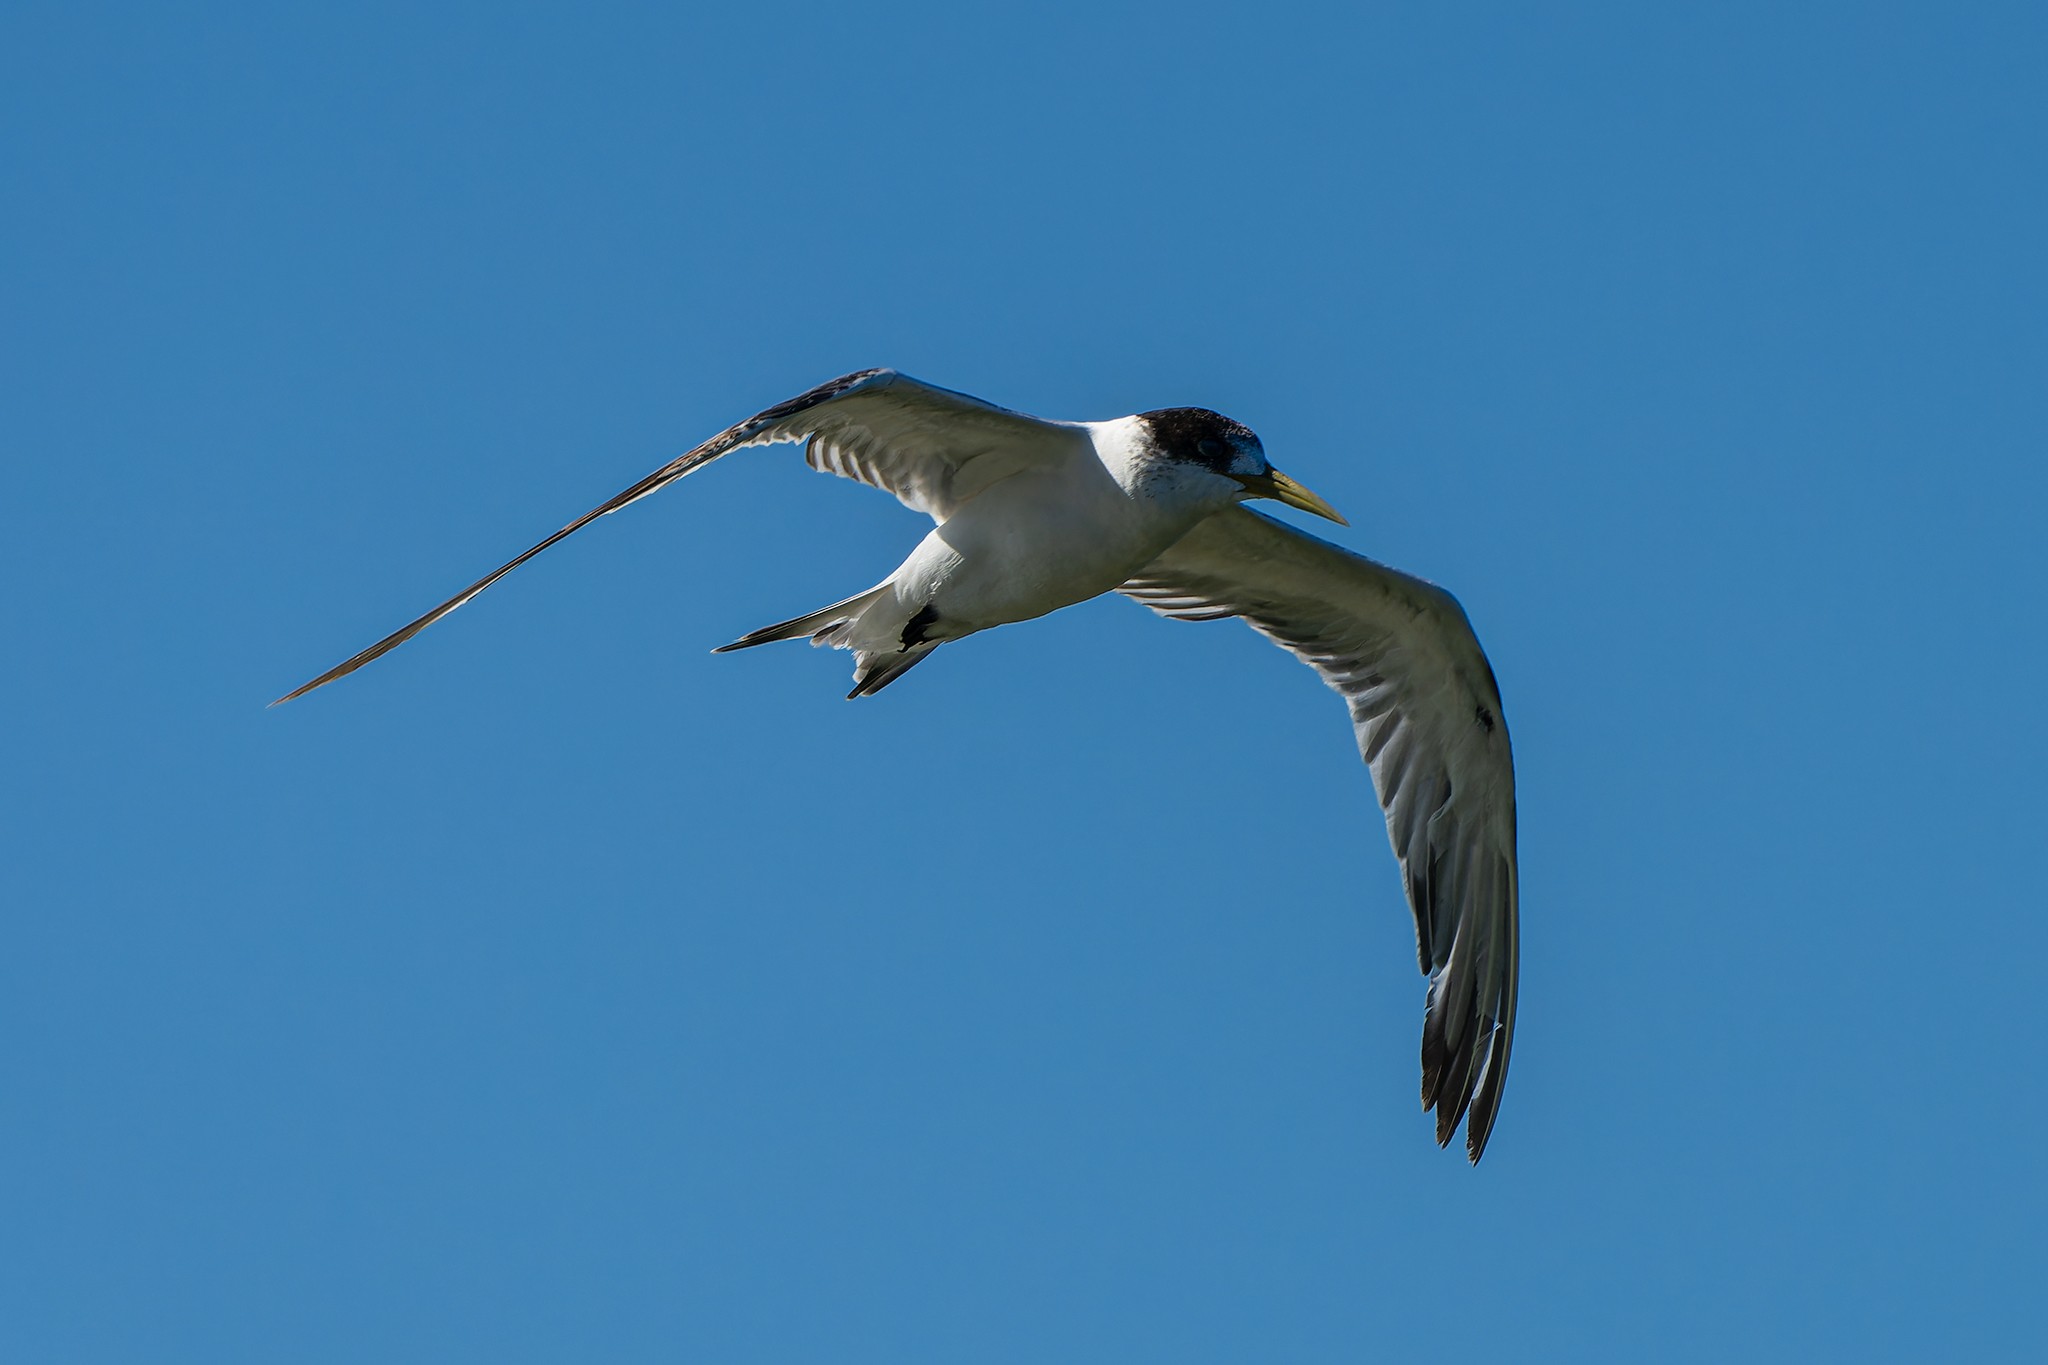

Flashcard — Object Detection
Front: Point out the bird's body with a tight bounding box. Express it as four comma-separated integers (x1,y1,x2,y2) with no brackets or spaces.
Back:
905,419,1188,626
277,370,1522,1161
728,414,1276,694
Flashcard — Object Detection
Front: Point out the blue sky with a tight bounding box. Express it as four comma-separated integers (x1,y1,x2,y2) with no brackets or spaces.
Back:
5,2,2044,1360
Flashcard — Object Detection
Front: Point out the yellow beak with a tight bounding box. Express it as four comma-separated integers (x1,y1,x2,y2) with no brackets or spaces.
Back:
1234,469,1349,526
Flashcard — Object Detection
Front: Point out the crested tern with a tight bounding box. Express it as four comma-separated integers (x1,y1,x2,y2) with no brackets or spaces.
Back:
276,369,1520,1161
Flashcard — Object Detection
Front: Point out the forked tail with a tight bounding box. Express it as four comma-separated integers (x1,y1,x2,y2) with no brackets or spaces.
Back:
712,585,936,698
712,585,892,654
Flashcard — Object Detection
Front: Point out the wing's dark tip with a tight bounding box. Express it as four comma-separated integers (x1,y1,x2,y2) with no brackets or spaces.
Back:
1421,1018,1511,1165
1471,1120,1502,1162
268,607,456,706
270,664,353,706
1421,1006,1499,1160
268,673,349,706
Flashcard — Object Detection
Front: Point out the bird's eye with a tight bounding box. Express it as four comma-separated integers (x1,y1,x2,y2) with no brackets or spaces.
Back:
1197,438,1226,460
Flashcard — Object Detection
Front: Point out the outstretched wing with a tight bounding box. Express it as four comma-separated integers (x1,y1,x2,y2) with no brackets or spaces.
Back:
273,370,1083,704
1120,506,1520,1162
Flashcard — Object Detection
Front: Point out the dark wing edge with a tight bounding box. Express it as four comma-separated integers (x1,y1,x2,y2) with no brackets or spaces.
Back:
270,369,901,705
797,374,1074,517
1119,506,1520,1162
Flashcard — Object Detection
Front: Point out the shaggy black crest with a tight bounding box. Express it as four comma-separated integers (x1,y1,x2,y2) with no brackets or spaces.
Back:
1137,407,1259,472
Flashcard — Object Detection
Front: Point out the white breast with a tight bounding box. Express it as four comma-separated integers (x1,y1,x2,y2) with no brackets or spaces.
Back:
890,419,1223,634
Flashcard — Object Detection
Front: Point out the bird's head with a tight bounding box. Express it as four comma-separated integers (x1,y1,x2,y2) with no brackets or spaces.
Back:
1135,408,1347,525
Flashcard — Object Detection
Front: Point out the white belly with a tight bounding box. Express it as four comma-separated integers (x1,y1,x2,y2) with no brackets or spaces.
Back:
870,461,1197,646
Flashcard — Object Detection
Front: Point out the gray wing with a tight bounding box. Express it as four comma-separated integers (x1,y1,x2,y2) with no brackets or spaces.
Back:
274,370,1083,704
1120,506,1520,1162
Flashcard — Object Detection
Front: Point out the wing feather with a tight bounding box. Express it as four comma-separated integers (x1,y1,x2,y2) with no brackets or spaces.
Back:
273,370,1081,703
1120,506,1520,1162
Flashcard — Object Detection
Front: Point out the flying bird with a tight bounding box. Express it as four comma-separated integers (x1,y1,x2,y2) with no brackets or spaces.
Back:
276,370,1520,1161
